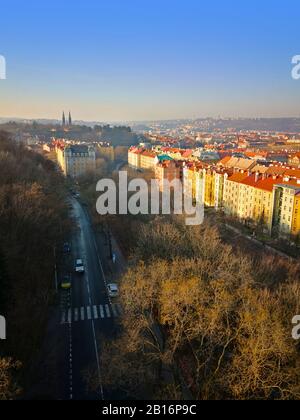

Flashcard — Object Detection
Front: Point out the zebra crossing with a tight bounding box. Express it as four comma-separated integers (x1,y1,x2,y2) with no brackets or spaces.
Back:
61,303,123,324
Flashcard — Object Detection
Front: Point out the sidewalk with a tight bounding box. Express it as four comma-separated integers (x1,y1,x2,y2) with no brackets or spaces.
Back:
224,223,294,260
94,226,127,284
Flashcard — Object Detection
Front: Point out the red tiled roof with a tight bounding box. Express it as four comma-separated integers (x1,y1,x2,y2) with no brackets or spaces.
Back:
141,151,157,158
256,176,283,192
182,150,193,158
227,173,249,183
236,173,300,192
283,168,300,178
266,166,286,176
219,156,232,165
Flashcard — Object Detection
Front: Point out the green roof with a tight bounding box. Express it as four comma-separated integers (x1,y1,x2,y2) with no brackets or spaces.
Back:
157,155,173,162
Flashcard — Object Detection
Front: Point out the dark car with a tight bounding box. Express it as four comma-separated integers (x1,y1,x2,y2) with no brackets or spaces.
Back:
63,242,71,253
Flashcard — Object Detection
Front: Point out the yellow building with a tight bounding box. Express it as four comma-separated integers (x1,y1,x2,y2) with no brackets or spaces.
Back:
128,147,142,168
183,164,205,204
57,145,96,178
204,169,215,207
223,172,248,217
98,144,115,161
183,165,228,209
237,175,278,233
292,192,300,236
224,173,300,235
140,151,158,170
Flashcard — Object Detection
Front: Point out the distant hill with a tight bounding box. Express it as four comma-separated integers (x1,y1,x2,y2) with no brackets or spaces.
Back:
94,125,138,146
196,118,300,133
0,121,139,146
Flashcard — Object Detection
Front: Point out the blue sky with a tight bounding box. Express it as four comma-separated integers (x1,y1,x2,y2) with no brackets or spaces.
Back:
0,0,300,121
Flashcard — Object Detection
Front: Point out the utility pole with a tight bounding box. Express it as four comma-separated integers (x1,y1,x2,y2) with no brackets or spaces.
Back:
54,246,58,293
108,231,113,260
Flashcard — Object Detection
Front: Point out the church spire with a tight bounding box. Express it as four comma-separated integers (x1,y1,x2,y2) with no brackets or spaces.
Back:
68,111,72,126
62,111,66,127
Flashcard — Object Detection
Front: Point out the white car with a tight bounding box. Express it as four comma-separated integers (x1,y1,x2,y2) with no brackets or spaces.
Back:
75,259,85,274
107,283,119,298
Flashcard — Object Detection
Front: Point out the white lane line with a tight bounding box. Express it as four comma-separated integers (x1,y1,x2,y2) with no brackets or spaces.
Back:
81,307,85,321
69,320,73,400
68,308,72,324
90,228,112,305
87,306,92,320
74,308,79,322
93,305,98,319
111,304,118,318
99,305,105,319
61,311,66,324
105,304,111,318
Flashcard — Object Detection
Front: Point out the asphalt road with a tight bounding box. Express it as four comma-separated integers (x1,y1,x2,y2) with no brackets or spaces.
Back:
59,197,121,400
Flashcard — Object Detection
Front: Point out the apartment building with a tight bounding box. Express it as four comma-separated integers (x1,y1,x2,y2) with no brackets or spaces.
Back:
57,145,96,178
155,160,182,192
223,172,249,217
140,151,158,170
126,145,300,238
128,147,143,168
183,164,206,204
223,171,300,237
98,144,115,161
183,164,229,209
238,175,279,232
273,182,300,237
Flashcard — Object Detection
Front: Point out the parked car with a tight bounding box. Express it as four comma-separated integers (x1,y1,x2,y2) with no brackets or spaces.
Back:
107,283,119,298
75,259,85,274
61,275,72,290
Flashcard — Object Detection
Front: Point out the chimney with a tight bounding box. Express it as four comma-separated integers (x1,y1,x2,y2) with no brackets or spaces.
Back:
255,172,259,183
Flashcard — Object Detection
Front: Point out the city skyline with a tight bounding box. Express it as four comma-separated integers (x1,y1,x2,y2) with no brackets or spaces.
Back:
0,0,300,121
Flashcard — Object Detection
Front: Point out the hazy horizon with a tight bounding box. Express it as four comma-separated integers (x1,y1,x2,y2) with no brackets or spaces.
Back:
1,114,300,125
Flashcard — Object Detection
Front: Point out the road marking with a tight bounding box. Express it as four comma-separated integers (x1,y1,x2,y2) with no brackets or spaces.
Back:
68,309,72,324
105,304,111,318
61,311,66,324
111,304,118,318
74,308,79,322
99,305,105,318
61,304,123,324
87,306,92,320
